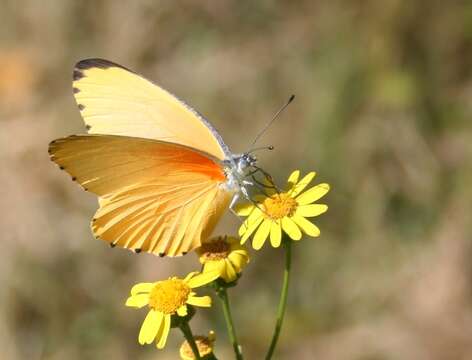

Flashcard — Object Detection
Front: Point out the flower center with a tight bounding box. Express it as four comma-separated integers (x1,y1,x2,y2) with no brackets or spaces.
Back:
263,193,298,220
199,238,230,261
148,278,191,314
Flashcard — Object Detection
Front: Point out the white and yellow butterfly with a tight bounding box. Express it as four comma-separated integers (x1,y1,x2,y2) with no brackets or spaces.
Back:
49,58,274,257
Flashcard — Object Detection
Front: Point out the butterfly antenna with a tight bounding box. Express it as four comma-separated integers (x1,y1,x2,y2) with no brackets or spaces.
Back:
248,145,274,154
249,94,295,151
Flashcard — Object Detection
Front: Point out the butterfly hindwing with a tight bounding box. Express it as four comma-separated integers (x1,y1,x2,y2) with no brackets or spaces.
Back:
49,135,231,256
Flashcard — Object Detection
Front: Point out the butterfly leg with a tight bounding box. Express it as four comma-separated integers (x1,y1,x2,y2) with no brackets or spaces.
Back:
240,184,268,214
228,193,244,224
229,192,240,211
240,183,251,198
249,166,281,193
229,187,255,229
242,180,254,189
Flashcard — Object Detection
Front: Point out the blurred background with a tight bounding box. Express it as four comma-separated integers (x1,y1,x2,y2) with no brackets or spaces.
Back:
1,1,472,359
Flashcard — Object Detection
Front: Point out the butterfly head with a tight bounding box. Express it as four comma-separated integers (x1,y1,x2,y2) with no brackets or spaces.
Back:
236,153,257,173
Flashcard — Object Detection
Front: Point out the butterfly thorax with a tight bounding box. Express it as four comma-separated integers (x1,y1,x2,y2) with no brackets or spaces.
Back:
222,153,257,193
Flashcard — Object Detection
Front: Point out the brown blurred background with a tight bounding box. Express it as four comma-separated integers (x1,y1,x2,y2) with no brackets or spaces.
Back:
1,1,472,359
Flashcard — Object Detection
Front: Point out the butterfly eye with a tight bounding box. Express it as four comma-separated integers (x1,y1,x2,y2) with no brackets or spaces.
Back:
244,154,256,166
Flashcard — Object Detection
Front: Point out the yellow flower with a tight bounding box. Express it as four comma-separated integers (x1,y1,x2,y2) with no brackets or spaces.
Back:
196,236,250,283
125,272,218,349
179,330,216,360
236,170,329,250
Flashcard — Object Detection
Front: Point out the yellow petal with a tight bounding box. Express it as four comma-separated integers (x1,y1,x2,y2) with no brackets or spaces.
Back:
131,282,154,295
292,215,321,237
187,295,212,307
139,310,162,345
125,294,149,308
186,271,219,289
281,217,302,240
287,170,300,189
270,220,282,248
222,259,238,282
231,248,250,257
239,206,263,230
203,261,226,282
156,314,171,349
296,183,330,205
296,204,328,217
261,176,277,196
228,252,249,270
184,271,199,282
290,172,316,196
234,202,255,216
203,260,225,274
239,210,264,243
253,219,271,250
177,305,188,316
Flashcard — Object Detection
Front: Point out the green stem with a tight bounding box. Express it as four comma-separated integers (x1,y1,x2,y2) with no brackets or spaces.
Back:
206,352,219,360
179,321,202,360
265,239,292,360
218,287,243,360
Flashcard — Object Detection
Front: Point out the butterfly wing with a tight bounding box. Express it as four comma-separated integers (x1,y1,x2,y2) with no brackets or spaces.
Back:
49,135,231,256
72,58,229,160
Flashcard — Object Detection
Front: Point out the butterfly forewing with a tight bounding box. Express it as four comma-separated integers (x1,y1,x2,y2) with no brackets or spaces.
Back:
72,58,228,160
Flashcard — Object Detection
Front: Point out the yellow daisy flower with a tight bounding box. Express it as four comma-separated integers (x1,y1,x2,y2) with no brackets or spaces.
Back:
236,170,330,250
179,330,216,360
196,236,250,283
125,271,219,349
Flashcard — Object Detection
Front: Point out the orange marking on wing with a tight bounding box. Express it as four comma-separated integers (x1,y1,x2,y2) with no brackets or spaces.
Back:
149,146,226,182
49,134,231,256
180,153,226,181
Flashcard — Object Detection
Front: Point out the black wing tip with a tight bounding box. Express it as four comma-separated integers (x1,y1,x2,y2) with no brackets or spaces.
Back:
73,69,84,81
73,58,134,82
75,58,134,72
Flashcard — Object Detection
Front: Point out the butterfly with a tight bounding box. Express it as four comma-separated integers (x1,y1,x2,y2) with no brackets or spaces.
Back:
48,58,272,257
